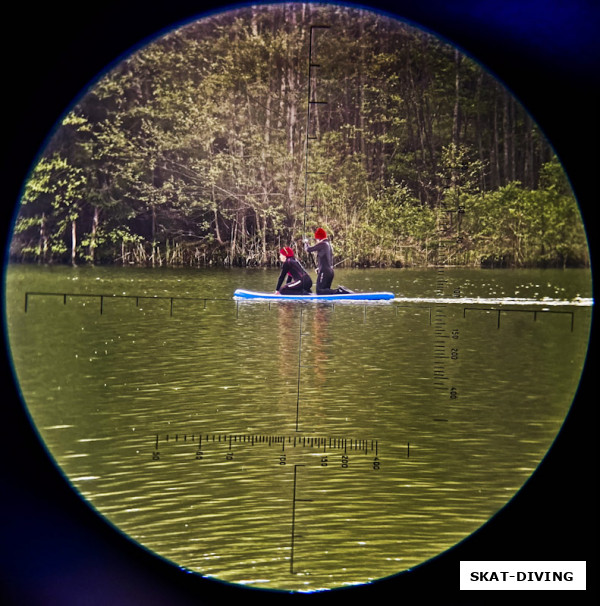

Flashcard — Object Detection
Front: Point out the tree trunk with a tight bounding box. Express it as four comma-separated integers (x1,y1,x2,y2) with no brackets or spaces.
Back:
39,212,47,264
71,219,77,266
230,215,238,265
451,48,462,194
510,95,516,181
213,186,225,245
492,93,501,188
89,206,99,264
452,48,461,150
475,71,486,190
357,19,366,163
286,6,298,157
503,90,510,184
256,209,268,264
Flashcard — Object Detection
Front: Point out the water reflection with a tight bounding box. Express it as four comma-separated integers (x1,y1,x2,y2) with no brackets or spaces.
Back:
3,265,593,592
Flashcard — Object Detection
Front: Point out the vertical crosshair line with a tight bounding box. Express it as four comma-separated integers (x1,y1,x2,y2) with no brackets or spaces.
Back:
290,463,310,574
303,26,316,239
295,308,304,432
303,25,330,240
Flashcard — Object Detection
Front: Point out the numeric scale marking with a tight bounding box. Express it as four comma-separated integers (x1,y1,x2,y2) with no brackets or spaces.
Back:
433,271,460,402
18,25,588,583
9,10,594,592
151,430,384,576
303,24,330,238
22,285,584,577
151,431,381,462
431,200,465,425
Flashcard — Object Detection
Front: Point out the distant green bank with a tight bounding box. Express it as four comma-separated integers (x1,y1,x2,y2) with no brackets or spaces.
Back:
8,5,590,269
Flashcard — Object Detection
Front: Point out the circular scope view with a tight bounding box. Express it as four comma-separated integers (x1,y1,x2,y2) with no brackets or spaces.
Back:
3,2,593,594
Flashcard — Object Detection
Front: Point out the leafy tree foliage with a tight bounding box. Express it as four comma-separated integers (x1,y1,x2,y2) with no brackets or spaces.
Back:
10,4,589,268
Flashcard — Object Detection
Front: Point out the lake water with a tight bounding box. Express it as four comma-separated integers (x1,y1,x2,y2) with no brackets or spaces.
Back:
3,264,593,592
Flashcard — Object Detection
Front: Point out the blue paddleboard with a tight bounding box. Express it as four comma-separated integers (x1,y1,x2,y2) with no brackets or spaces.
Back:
233,289,395,301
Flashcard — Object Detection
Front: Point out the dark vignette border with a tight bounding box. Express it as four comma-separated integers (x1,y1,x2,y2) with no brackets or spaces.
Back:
1,2,597,604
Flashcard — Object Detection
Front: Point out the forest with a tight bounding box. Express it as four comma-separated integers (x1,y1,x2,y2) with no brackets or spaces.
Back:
10,3,590,269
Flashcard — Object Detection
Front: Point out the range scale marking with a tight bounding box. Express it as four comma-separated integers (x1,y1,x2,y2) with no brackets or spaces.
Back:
151,431,383,465
6,12,593,593
16,183,590,588
151,432,388,577
15,285,590,587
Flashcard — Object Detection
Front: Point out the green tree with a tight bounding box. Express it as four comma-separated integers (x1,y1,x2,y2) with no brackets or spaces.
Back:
9,5,587,269
15,154,86,264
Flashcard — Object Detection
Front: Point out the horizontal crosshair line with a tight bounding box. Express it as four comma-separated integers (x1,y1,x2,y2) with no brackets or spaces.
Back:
23,291,232,315
463,307,576,331
24,292,580,330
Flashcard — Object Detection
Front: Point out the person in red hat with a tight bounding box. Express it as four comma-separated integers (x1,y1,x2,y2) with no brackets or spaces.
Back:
304,228,352,294
275,246,313,295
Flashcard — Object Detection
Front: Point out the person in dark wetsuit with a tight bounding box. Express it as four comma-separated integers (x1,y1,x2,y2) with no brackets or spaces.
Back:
304,228,352,294
275,246,313,295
